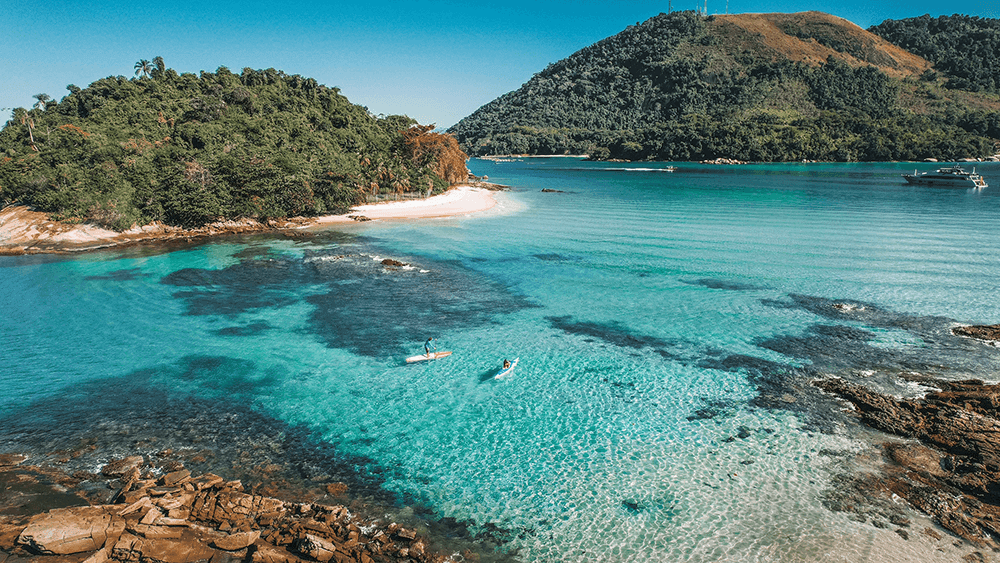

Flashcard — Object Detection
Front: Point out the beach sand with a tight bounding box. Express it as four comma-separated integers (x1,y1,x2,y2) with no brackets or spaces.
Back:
0,186,499,254
313,185,498,224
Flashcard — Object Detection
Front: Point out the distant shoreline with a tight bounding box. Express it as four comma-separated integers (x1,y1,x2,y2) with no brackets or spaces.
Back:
0,185,503,256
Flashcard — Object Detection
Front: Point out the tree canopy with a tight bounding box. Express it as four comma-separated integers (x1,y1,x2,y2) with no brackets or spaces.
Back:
449,11,1000,162
870,14,1000,93
0,61,468,230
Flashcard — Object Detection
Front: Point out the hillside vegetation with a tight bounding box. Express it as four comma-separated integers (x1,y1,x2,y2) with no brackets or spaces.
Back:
0,59,468,230
449,11,1000,162
870,14,1000,93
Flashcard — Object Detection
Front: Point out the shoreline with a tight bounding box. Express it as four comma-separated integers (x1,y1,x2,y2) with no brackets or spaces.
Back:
0,453,470,563
0,185,503,256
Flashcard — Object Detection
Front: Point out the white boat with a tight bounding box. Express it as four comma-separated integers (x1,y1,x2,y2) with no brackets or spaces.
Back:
902,165,988,188
495,357,519,378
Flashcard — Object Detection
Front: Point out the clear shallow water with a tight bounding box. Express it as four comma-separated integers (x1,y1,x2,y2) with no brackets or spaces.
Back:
3,159,1000,562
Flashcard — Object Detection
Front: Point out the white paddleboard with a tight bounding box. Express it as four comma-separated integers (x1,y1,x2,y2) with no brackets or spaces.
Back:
495,357,519,378
406,351,453,363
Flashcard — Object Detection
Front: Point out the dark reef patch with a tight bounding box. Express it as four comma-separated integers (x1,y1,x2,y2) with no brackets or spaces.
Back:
161,241,538,358
216,321,273,337
306,254,539,358
162,258,301,317
682,278,766,291
546,315,685,360
84,267,149,282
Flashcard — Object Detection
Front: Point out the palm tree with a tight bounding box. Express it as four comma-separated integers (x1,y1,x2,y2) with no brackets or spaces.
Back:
134,59,153,79
32,93,51,110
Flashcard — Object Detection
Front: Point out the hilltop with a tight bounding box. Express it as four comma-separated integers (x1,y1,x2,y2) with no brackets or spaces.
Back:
449,11,1000,162
0,60,468,231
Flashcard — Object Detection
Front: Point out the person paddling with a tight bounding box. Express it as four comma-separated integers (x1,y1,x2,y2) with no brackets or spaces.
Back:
425,337,436,358
503,359,511,369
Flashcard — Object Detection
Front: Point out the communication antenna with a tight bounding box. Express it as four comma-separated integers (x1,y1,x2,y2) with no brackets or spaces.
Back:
668,0,672,12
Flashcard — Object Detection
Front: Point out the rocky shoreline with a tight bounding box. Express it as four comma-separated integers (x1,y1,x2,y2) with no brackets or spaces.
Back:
0,453,464,563
0,204,313,256
0,182,509,256
814,324,1000,556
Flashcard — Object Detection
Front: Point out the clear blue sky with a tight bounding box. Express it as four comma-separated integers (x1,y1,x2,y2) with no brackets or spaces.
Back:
3,0,997,128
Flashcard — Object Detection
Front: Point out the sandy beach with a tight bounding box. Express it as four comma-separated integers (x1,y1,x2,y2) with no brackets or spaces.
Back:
313,185,498,224
0,186,500,254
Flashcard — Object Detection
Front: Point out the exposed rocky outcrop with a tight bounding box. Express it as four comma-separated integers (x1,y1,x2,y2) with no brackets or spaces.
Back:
0,205,311,256
0,457,447,563
953,324,1000,343
815,376,1000,547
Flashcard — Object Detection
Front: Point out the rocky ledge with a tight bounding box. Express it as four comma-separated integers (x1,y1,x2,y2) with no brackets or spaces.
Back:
953,324,1000,343
0,205,311,256
0,455,451,563
815,375,1000,549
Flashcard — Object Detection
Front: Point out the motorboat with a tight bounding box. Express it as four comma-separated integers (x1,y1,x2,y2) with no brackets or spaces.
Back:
902,165,988,188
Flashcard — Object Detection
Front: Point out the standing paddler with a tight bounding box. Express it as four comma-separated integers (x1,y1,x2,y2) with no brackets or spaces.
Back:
425,337,436,358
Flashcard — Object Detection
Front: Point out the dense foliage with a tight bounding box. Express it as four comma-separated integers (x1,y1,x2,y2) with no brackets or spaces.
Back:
870,14,1000,93
449,11,1000,162
0,61,468,230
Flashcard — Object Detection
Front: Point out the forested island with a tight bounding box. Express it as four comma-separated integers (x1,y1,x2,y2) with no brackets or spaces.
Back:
449,11,1000,162
0,58,468,231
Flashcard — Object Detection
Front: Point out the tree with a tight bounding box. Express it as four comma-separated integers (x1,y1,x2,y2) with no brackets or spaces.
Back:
12,108,37,151
134,59,154,79
32,93,50,110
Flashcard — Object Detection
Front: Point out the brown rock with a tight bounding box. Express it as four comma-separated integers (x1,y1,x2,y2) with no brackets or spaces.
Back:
101,457,144,478
0,454,27,467
128,524,184,540
191,474,225,491
82,546,110,563
293,534,337,562
253,544,304,563
161,470,192,487
141,507,164,526
119,497,153,517
112,532,215,563
18,506,118,555
324,483,347,496
0,522,26,550
952,325,1000,342
213,530,260,551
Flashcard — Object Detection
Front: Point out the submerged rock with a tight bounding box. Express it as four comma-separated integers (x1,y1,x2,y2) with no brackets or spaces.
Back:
815,376,1000,548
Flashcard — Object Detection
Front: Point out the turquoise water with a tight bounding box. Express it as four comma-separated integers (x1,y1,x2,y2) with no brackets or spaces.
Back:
3,159,1000,562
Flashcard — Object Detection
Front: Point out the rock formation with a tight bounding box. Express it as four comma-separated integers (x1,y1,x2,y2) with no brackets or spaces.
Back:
0,455,446,563
815,376,1000,548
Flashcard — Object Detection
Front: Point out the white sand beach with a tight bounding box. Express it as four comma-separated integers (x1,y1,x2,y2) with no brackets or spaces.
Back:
313,186,498,224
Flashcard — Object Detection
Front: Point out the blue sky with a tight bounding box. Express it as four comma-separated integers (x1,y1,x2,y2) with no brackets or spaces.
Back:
3,0,998,128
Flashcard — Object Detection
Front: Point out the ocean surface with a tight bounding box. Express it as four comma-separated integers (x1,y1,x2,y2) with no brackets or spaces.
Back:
3,159,1000,562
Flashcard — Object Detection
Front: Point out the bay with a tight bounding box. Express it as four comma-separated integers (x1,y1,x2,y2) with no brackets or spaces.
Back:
2,159,999,562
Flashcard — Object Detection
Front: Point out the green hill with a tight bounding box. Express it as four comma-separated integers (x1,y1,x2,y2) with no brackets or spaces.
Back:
870,14,1000,93
0,60,467,230
449,11,1000,162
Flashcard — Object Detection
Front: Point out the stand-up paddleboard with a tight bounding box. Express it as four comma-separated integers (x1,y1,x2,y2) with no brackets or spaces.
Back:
495,357,519,378
406,351,453,363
